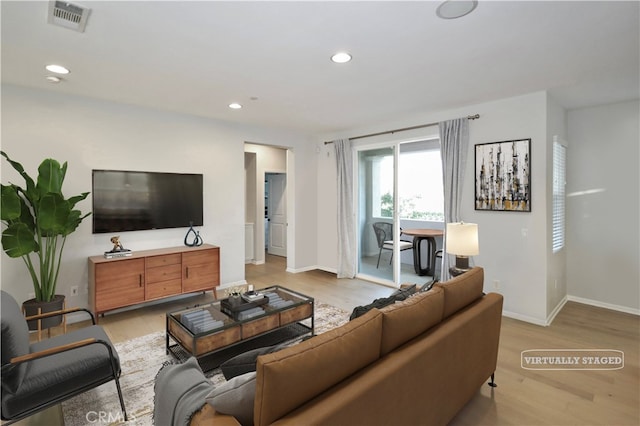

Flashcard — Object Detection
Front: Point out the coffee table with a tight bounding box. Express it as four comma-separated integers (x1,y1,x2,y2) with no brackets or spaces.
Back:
166,286,314,371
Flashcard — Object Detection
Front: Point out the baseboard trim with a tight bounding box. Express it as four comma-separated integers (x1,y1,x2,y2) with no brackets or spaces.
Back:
567,295,640,316
287,265,324,274
546,296,568,325
315,266,338,275
502,310,548,326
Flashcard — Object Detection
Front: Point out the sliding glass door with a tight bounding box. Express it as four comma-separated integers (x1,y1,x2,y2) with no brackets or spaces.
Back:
356,138,444,287
357,146,396,284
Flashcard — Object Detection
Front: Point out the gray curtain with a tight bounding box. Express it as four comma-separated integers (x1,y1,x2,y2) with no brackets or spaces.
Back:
439,118,470,281
333,139,356,278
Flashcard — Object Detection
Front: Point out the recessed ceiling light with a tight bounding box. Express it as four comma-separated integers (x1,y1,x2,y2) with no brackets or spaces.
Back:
331,52,352,64
229,103,242,109
46,76,62,83
436,0,478,19
45,64,70,74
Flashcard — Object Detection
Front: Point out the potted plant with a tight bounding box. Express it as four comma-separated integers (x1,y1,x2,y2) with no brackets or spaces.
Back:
0,151,90,329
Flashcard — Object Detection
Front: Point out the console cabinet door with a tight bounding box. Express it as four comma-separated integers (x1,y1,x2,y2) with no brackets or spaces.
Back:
182,248,219,293
94,258,145,312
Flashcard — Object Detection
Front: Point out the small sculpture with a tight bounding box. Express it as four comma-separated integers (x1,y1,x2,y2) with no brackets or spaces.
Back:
184,222,203,247
110,236,125,252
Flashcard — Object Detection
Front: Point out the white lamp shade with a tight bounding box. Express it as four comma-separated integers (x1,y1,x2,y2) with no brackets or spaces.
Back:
446,222,479,256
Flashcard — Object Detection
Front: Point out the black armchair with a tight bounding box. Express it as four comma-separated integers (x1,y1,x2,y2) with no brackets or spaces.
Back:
1,290,127,424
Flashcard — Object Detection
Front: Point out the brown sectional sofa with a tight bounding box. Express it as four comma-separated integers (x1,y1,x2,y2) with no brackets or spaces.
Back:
161,267,503,426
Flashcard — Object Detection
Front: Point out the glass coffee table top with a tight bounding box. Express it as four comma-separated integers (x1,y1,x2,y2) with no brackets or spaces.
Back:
168,286,313,335
166,285,314,371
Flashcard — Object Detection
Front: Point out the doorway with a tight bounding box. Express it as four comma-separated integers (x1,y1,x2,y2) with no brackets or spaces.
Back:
266,173,287,257
244,143,290,268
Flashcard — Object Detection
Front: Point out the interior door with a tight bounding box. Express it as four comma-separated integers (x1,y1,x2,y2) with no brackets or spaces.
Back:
267,173,287,257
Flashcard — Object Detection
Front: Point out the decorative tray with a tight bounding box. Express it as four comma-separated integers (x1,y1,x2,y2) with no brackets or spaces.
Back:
220,295,269,314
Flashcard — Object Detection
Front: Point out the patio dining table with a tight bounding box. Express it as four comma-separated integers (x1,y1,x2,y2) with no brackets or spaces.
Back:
401,228,444,276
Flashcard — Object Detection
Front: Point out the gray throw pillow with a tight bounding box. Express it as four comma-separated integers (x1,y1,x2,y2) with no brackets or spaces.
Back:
349,295,396,320
420,279,437,292
391,284,417,300
220,344,284,380
205,371,256,426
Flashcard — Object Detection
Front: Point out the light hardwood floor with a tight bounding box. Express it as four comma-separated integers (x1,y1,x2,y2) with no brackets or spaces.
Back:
64,254,640,425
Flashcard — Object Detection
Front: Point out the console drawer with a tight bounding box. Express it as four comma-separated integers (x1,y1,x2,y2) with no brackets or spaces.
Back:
147,279,182,299
147,253,181,268
146,263,182,284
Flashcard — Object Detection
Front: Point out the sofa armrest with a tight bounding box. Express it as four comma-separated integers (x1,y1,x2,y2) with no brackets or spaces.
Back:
190,404,241,426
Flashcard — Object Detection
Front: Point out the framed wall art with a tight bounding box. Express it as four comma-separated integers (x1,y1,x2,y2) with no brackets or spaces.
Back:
475,138,531,212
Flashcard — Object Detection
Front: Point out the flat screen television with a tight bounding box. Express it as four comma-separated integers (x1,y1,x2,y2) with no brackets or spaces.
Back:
92,169,203,234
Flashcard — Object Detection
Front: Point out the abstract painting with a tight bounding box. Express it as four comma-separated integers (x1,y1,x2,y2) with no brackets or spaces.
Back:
475,138,531,212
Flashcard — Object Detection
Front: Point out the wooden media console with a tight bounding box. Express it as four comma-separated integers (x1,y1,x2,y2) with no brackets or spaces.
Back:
88,244,219,318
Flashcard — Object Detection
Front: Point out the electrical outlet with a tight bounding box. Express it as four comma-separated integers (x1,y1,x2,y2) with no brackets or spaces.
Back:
70,285,79,297
493,280,500,290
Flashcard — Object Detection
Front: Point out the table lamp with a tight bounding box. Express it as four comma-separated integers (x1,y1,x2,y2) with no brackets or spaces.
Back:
446,222,479,274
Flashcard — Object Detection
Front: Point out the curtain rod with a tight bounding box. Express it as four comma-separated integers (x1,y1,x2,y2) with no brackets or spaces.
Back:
324,114,480,145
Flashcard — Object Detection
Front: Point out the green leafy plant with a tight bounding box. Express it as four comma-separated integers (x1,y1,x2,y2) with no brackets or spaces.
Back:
0,151,90,302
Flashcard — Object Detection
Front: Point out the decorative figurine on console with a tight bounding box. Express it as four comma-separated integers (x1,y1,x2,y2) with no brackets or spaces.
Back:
104,236,133,258
184,222,203,247
110,236,124,252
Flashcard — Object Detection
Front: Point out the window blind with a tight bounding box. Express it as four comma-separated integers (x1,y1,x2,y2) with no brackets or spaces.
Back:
552,139,567,253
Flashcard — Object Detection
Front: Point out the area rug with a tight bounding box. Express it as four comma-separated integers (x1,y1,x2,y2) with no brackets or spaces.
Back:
62,302,349,425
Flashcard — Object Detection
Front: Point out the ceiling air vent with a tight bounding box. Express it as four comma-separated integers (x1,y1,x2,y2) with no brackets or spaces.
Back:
47,1,91,33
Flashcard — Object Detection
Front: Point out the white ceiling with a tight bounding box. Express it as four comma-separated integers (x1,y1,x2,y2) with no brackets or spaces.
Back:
2,1,639,135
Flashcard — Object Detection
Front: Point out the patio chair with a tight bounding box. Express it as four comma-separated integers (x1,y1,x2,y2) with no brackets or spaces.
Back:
372,222,413,268
1,290,127,424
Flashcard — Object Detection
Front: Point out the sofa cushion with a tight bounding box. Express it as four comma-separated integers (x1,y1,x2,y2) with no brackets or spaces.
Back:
205,372,256,426
254,308,383,426
435,266,484,319
1,291,30,394
379,286,444,355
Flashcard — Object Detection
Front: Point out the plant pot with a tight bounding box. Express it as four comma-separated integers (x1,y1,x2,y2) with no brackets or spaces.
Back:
23,295,65,331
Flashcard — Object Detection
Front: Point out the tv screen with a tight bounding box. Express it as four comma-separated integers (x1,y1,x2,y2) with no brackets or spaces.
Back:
92,170,203,234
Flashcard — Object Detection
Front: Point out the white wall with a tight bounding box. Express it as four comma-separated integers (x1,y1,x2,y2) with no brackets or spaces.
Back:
566,100,640,313
0,85,315,309
318,91,552,324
